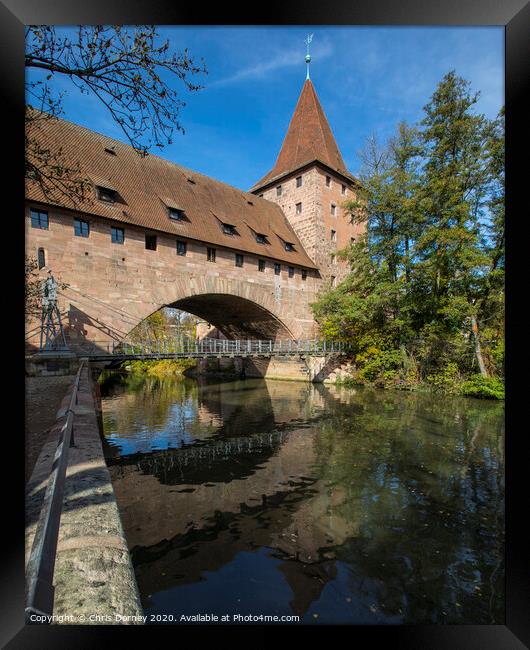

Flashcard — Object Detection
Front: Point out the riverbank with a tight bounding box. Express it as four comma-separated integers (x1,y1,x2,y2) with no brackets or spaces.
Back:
25,365,143,624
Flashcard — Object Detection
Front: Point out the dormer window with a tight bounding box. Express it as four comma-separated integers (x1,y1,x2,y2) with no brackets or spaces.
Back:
104,147,117,156
169,208,185,221
256,233,269,245
97,186,117,203
222,222,237,236
284,242,295,252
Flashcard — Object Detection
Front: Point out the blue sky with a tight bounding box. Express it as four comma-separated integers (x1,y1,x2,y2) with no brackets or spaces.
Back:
27,26,504,191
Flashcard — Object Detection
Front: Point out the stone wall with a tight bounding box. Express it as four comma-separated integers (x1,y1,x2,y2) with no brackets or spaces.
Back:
257,165,365,285
26,203,323,352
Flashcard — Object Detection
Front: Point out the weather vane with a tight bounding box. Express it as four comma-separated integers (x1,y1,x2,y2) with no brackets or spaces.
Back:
305,33,313,80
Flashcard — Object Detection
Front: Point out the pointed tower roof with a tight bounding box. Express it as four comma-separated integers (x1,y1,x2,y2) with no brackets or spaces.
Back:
251,79,353,191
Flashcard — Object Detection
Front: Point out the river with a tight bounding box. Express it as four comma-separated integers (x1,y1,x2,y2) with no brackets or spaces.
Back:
99,373,504,625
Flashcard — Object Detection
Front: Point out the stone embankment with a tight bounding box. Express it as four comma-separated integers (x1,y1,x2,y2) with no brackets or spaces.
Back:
25,362,143,624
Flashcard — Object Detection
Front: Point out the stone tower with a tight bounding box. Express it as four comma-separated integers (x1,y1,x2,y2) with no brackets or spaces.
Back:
250,78,363,285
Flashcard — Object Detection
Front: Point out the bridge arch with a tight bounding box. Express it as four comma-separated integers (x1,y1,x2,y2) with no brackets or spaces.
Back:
58,272,315,353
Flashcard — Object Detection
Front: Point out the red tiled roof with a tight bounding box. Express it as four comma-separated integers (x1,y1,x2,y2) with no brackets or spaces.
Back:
251,80,352,191
25,112,317,269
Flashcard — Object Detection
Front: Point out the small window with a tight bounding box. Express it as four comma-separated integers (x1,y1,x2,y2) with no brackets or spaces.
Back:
235,253,244,267
274,263,281,275
207,247,216,262
222,223,237,236
288,266,294,278
301,269,307,281
342,184,347,195
295,202,302,214
176,240,187,256
258,259,266,272
331,229,336,242
296,176,302,188
285,242,295,252
259,194,263,198
97,187,117,203
37,248,46,269
326,176,331,187
30,208,48,230
169,208,185,221
331,254,336,265
330,204,336,216
104,147,117,156
74,218,89,238
276,185,282,197
145,234,157,251
331,275,336,287
111,227,124,244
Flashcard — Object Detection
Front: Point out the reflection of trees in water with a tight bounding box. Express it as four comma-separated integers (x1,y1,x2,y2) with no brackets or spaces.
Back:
104,374,504,623
310,386,504,623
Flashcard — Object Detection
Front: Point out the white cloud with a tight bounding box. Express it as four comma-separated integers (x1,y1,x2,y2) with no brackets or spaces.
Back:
211,41,334,88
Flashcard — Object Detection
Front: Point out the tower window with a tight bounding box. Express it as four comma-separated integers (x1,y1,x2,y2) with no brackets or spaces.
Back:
301,269,307,281
276,185,282,197
342,184,347,195
37,248,46,269
331,275,336,287
176,240,187,256
330,204,336,216
235,253,244,267
30,208,48,230
326,176,331,187
207,247,216,262
274,263,281,275
331,229,336,242
331,253,336,265
111,227,124,244
296,176,302,188
258,259,266,272
145,234,157,250
295,202,302,214
74,218,89,238
288,266,294,278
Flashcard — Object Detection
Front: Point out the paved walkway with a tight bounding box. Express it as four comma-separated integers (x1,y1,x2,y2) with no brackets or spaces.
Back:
25,376,74,484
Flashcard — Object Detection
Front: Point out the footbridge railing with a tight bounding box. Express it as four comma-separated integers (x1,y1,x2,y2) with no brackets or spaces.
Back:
84,338,350,360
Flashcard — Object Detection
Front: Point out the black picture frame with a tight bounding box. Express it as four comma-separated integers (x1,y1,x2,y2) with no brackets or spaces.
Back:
7,0,528,647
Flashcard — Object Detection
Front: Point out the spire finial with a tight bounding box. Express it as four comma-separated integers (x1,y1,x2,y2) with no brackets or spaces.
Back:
304,33,313,80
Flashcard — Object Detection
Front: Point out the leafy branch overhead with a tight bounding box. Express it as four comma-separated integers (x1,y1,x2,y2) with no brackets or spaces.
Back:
25,25,207,204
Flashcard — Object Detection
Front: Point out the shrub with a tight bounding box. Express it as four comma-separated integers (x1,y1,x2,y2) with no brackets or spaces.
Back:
460,375,505,400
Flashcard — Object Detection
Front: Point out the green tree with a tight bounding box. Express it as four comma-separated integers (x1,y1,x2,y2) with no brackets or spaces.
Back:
312,71,504,394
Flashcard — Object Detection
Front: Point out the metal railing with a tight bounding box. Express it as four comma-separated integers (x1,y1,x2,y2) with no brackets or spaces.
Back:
26,361,85,618
95,338,349,359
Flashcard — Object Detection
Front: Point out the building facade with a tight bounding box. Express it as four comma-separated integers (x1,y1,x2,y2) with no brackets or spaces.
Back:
25,77,362,351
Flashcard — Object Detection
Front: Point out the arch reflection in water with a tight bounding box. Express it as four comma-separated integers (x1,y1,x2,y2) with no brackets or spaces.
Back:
100,375,504,624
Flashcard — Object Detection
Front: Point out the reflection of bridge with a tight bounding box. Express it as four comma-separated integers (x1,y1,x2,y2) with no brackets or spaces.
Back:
86,337,348,361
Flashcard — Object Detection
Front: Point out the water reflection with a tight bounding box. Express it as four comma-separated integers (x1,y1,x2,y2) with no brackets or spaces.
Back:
101,374,504,624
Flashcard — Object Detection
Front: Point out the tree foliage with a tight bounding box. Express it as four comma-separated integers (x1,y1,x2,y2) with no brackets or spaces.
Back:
313,72,504,397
